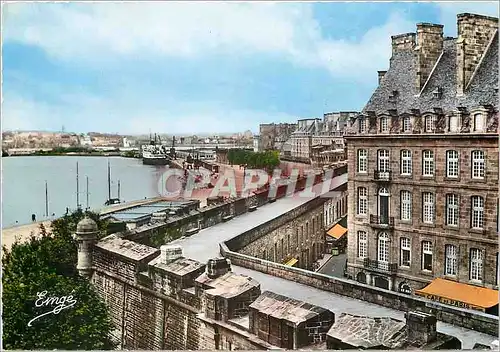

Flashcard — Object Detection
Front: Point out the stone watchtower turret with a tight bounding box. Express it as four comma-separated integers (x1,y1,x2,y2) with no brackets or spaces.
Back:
74,216,99,278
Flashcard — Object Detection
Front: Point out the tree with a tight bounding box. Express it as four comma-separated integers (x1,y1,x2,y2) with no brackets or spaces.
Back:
2,210,116,350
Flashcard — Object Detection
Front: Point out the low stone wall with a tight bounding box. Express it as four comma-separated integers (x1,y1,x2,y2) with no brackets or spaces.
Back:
219,246,498,336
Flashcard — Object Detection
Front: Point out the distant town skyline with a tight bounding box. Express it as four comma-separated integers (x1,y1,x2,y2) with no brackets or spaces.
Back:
2,1,498,134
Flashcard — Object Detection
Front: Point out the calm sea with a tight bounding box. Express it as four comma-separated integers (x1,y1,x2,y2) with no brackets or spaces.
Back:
2,156,169,228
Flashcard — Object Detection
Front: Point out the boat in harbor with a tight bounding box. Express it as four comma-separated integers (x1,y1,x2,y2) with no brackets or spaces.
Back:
142,134,170,166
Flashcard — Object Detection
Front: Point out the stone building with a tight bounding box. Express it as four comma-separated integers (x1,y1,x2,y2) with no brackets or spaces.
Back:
326,311,461,349
286,112,357,166
345,13,499,303
249,291,335,349
258,123,297,152
235,197,326,270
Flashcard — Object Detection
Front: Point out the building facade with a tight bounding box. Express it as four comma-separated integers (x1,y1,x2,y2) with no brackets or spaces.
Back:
258,123,297,152
345,14,499,296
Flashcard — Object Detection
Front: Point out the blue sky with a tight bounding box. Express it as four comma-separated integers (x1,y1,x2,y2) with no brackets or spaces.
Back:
2,1,498,135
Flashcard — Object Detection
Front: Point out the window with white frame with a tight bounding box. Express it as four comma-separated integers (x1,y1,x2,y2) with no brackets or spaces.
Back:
445,244,458,276
378,149,390,173
446,150,459,178
471,196,484,229
359,118,367,133
470,248,483,282
358,149,368,173
472,150,485,179
401,190,412,221
422,192,434,224
357,231,367,258
380,117,388,132
422,241,433,271
357,187,368,215
473,113,485,132
402,116,411,132
422,150,434,176
401,150,412,175
400,237,411,267
424,115,435,132
378,232,389,270
446,194,459,226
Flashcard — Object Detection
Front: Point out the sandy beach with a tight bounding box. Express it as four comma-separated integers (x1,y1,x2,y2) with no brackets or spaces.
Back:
2,220,53,250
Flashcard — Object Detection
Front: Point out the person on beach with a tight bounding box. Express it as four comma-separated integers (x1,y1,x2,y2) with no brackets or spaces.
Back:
31,214,36,222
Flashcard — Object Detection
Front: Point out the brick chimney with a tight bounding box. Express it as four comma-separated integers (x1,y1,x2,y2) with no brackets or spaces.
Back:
456,13,499,95
160,244,183,264
206,258,231,279
391,33,416,56
415,23,444,92
405,311,437,345
377,71,387,85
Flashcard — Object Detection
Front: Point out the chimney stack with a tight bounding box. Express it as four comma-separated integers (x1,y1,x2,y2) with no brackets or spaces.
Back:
456,13,498,95
391,33,416,56
377,71,387,85
415,23,444,92
160,245,183,264
206,258,231,279
405,311,437,345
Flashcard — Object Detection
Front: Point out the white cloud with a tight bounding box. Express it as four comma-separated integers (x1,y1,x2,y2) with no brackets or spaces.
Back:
2,2,416,80
1,90,297,134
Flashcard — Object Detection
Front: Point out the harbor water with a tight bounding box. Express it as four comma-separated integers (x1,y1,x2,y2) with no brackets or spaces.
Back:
2,156,169,228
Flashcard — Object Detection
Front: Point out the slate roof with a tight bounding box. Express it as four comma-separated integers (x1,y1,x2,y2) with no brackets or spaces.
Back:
363,32,498,115
96,235,160,262
149,256,205,277
196,271,260,299
249,290,332,326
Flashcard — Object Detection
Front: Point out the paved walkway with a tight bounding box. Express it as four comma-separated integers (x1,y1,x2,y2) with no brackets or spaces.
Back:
171,174,496,349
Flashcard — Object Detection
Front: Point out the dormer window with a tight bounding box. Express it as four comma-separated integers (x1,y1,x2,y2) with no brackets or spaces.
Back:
359,118,367,133
432,87,443,99
473,113,485,132
424,115,436,133
402,116,411,132
389,90,399,102
380,117,389,132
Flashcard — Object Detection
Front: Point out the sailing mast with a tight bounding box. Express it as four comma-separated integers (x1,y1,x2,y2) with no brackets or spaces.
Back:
86,176,90,210
45,181,49,217
107,160,111,201
76,162,80,209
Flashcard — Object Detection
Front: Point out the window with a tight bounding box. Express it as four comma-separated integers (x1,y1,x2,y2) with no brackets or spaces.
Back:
359,118,367,133
446,150,459,178
378,233,389,270
358,149,368,173
380,117,388,132
357,231,367,258
378,149,390,173
422,192,434,224
401,190,412,221
400,237,411,267
471,196,484,229
448,114,459,132
446,194,459,226
425,115,435,132
422,150,434,176
470,248,483,282
445,245,458,276
402,116,411,132
472,150,485,179
357,187,368,215
401,150,412,175
473,113,485,132
422,241,433,271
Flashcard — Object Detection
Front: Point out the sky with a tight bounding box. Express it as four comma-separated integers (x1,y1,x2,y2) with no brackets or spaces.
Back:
2,1,498,135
